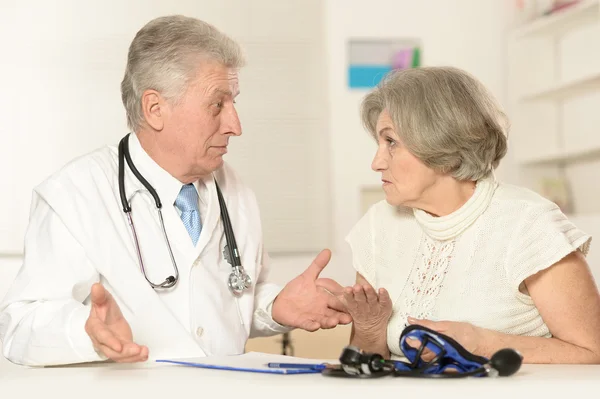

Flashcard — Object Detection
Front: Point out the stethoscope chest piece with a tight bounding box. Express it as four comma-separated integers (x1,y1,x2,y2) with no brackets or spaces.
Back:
228,265,252,296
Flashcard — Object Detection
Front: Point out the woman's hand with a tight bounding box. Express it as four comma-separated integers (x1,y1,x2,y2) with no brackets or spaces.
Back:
335,273,393,357
343,283,393,334
405,317,488,361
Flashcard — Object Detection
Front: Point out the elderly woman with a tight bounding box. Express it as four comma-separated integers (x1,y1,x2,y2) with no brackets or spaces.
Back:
342,66,600,364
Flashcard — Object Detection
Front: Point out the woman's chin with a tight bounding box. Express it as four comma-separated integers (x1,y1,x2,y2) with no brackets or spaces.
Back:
384,196,404,207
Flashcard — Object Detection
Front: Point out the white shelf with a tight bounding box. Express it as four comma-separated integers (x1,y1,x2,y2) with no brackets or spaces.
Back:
520,71,600,101
513,0,599,38
519,146,600,166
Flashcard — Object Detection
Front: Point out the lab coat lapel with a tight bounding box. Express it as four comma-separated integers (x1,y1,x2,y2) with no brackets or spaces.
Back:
195,176,219,256
213,174,248,262
36,150,205,359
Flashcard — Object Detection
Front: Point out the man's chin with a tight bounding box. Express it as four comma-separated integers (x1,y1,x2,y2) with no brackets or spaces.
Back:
207,156,225,171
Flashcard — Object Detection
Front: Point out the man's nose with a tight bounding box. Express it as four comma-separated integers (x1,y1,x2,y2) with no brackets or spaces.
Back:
224,105,242,136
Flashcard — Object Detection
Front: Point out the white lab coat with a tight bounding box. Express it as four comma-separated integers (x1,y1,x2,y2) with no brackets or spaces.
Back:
0,136,290,366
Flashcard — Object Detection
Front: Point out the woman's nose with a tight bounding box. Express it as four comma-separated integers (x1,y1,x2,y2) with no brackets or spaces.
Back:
371,148,387,171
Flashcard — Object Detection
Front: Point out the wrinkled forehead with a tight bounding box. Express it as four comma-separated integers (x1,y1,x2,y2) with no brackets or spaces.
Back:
228,70,240,95
191,62,241,96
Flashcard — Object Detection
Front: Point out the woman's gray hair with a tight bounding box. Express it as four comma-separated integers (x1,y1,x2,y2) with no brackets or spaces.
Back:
121,15,245,132
361,66,509,181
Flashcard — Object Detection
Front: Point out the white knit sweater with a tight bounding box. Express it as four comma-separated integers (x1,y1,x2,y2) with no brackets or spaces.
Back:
345,176,592,358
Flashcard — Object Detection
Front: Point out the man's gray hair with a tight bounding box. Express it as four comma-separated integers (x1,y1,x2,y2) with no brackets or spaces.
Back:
121,15,245,132
361,66,509,181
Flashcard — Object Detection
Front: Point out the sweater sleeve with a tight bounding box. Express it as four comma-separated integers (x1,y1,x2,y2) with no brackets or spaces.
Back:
505,202,591,294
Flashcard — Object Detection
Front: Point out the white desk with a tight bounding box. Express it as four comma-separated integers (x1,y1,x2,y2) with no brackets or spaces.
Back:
1,355,598,399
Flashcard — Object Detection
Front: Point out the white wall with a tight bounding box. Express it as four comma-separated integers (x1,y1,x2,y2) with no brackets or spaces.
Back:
0,0,519,291
324,0,516,285
0,0,329,256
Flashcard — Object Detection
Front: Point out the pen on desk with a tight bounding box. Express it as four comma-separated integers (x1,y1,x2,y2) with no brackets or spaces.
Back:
267,362,327,370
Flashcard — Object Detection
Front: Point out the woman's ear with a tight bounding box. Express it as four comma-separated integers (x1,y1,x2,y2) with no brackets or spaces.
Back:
141,89,165,131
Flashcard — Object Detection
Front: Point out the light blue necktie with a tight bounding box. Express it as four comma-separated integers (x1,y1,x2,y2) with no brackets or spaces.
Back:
175,184,201,245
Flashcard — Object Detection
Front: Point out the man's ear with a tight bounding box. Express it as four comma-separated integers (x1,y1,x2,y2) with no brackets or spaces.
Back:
141,90,166,131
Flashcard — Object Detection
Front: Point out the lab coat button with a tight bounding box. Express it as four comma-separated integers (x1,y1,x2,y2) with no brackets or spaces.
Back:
196,327,204,337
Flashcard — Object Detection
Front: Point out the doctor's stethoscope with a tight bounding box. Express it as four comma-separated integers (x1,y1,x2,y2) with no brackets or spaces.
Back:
117,133,252,296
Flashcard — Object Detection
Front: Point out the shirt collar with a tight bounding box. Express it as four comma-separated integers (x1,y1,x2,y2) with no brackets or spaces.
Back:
127,133,207,208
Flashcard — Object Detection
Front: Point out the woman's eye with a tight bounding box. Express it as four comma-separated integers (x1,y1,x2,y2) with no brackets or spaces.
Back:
385,137,396,147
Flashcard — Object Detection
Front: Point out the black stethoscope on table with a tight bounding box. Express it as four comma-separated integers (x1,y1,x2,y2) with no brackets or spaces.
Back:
117,133,252,295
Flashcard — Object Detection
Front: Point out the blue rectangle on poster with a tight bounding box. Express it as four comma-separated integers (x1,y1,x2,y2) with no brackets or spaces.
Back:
348,65,392,88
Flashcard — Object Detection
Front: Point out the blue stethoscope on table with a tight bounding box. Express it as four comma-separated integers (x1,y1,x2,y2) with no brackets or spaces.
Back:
117,133,252,295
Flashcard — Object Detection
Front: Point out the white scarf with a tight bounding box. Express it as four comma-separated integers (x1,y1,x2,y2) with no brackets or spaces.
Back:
413,175,498,241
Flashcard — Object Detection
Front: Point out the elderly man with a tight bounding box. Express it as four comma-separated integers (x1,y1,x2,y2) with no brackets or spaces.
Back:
0,15,349,366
